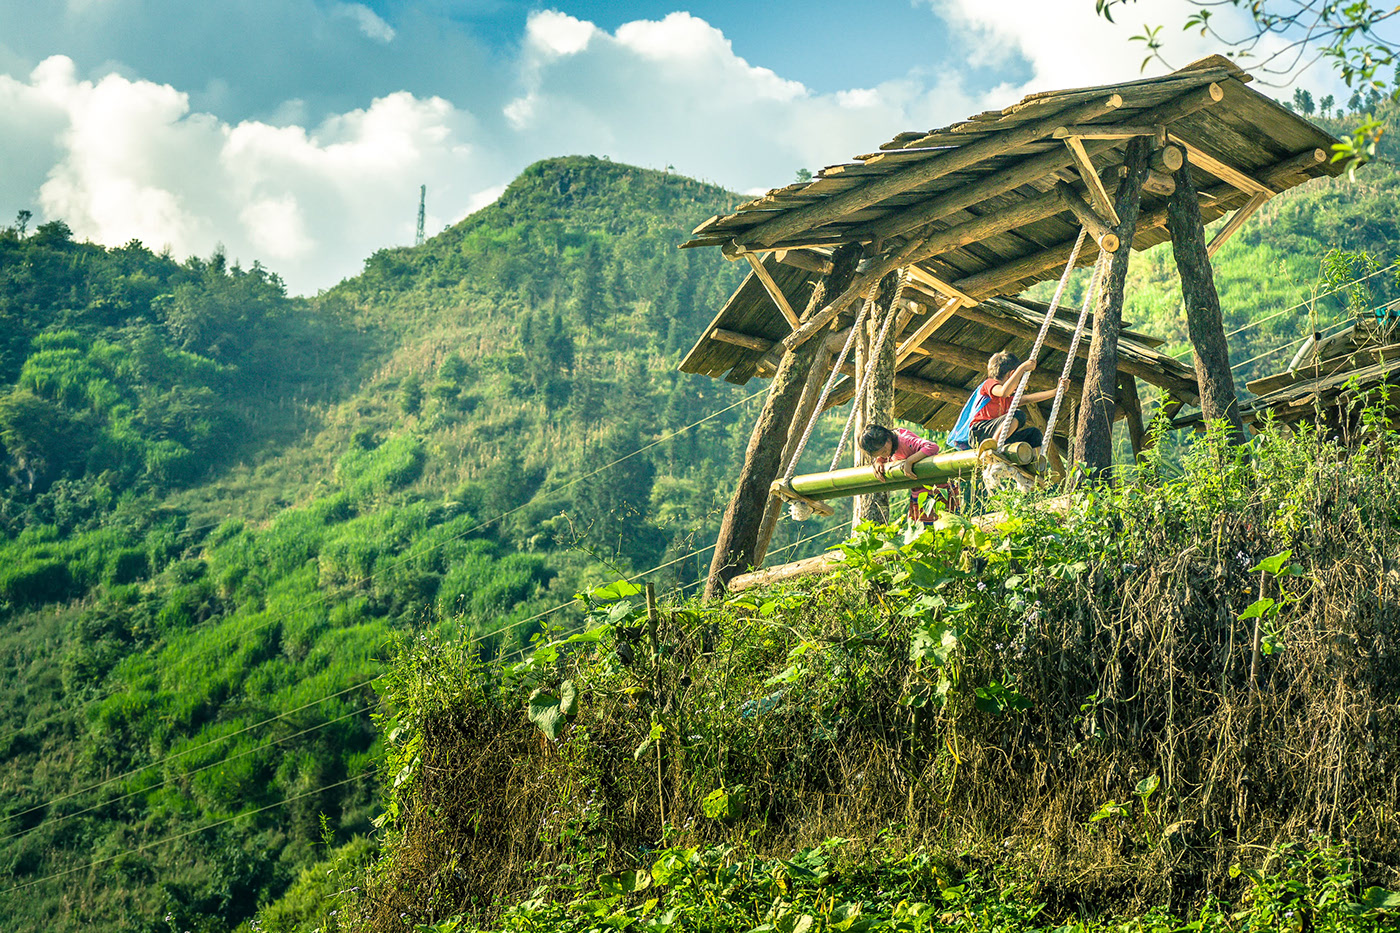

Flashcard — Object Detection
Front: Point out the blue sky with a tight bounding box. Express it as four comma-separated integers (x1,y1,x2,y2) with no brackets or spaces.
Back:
0,1,1331,293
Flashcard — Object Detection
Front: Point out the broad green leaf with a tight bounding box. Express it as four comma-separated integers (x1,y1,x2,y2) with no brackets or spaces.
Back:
528,685,576,740
592,580,644,601
1134,774,1160,801
599,869,652,896
1251,550,1292,575
1238,597,1275,621
702,785,747,822
1358,886,1400,910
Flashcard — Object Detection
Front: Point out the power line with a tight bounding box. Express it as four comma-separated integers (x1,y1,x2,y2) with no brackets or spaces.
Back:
0,512,798,839
0,705,372,844
1170,260,1398,357
1,521,849,886
0,773,370,896
0,386,768,747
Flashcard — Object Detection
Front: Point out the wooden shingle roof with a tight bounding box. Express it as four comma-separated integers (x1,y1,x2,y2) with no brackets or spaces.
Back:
679,56,1344,426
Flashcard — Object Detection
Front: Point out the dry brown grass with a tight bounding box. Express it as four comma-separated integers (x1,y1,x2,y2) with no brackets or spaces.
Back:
350,420,1400,930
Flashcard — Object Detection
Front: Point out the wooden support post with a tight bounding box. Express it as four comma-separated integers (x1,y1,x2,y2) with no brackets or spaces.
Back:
754,339,834,567
1165,153,1249,442
1076,136,1152,479
1119,375,1146,459
1061,135,1122,227
705,245,861,600
855,272,901,528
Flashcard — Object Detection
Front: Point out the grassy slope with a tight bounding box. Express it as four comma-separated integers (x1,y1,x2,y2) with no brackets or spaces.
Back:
0,156,776,932
1,102,1397,930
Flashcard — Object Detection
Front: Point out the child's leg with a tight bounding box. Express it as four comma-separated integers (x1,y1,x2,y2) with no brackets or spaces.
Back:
972,411,1042,449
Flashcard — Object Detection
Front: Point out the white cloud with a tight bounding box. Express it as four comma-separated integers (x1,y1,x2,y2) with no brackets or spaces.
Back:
335,3,396,44
925,0,1331,98
18,7,1305,296
525,10,597,58
0,56,488,292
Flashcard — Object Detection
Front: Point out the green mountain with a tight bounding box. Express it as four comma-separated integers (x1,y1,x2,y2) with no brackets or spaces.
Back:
0,106,1397,931
0,156,771,932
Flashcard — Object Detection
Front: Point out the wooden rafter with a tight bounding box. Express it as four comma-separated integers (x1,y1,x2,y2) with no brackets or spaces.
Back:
1171,137,1275,194
1055,183,1120,252
1061,135,1122,227
895,296,963,366
731,95,1125,250
1206,190,1270,258
1053,124,1164,140
743,254,801,329
904,264,975,305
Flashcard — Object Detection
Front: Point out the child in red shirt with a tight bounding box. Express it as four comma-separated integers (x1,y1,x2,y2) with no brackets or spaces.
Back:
968,351,1064,449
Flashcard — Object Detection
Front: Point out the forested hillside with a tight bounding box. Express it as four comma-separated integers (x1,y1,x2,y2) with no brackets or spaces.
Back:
0,99,1398,931
0,157,768,932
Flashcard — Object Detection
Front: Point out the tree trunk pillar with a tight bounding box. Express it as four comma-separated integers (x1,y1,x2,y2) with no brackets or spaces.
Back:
706,245,860,599
1075,137,1152,479
853,271,901,528
1165,150,1248,442
753,339,834,566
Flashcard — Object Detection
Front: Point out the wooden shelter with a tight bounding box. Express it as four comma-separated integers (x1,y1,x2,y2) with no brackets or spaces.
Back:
680,55,1345,598
1174,309,1400,432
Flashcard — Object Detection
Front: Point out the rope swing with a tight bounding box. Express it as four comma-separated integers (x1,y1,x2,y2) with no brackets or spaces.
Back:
994,228,1088,446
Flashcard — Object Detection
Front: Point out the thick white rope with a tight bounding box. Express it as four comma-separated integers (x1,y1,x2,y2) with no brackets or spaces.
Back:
830,288,900,471
996,228,1089,445
1043,247,1109,444
780,289,872,484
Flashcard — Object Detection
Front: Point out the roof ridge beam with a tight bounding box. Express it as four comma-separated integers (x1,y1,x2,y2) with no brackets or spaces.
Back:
731,95,1126,251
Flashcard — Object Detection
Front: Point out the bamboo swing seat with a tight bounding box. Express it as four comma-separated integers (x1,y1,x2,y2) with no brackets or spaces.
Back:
771,441,1035,504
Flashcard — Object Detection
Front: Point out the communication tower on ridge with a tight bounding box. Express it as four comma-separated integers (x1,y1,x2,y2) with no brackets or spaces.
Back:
415,185,426,246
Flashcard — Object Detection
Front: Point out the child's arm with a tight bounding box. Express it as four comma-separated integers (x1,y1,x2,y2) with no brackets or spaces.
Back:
896,447,932,479
1023,377,1071,404
893,433,939,479
991,359,1037,397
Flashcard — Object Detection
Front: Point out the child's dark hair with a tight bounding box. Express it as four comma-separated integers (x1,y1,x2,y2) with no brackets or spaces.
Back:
859,424,898,456
988,350,1021,381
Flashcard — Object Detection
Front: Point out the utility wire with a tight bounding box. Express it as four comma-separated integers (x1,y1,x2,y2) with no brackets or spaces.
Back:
1,523,849,889
1170,260,1398,357
0,386,768,746
0,773,369,896
0,705,372,844
1,512,828,838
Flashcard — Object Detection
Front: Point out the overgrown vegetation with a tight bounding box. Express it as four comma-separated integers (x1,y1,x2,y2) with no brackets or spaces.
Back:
2,116,1399,932
331,399,1400,933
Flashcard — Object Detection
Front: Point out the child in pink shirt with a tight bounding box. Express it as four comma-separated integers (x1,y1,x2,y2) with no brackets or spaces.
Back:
858,424,959,520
